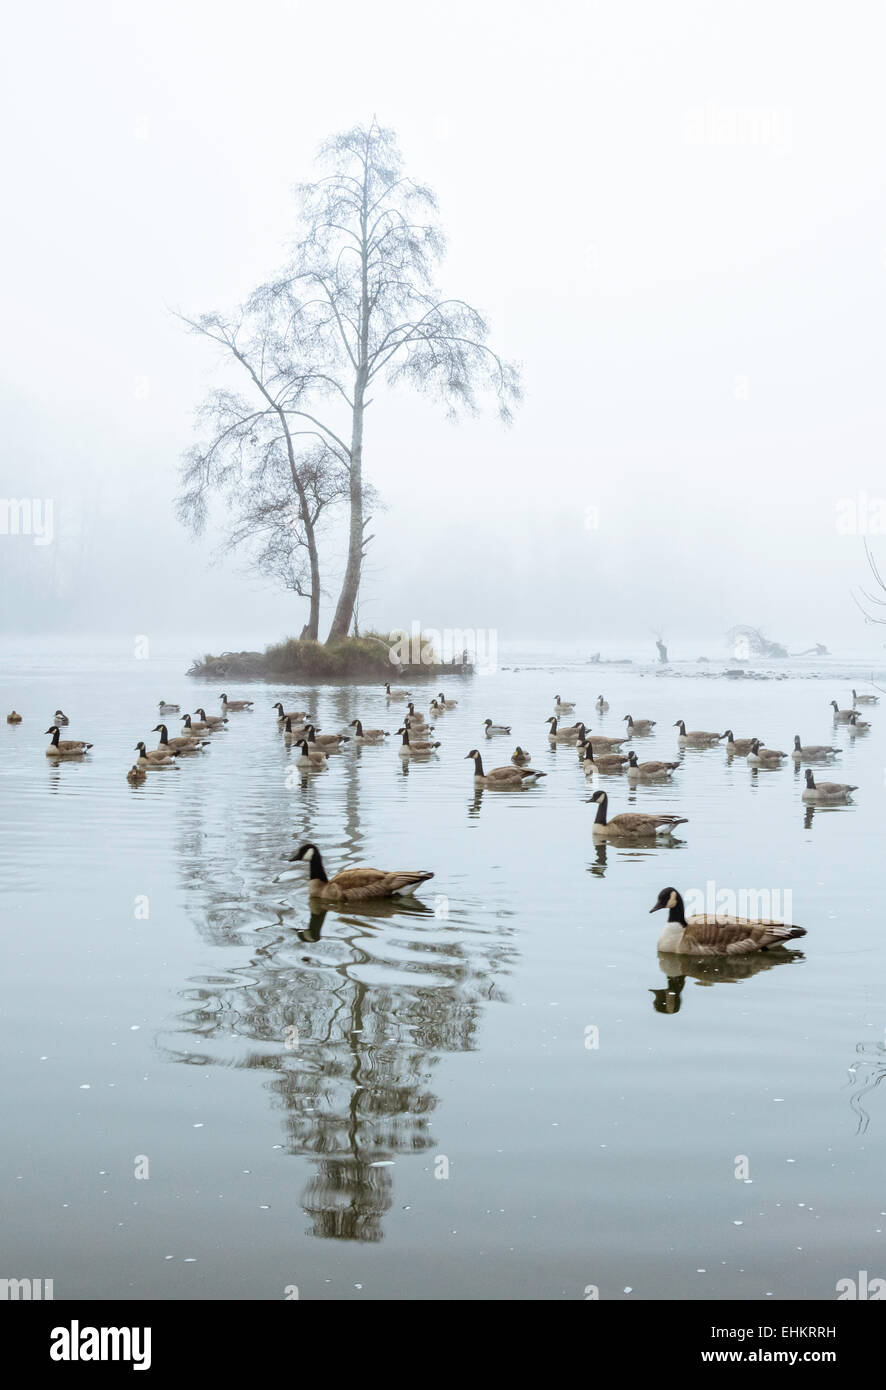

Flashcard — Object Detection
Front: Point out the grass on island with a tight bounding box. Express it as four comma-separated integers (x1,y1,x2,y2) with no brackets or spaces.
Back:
189,630,470,682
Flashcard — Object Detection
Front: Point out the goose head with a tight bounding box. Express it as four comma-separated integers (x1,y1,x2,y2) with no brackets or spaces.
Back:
673,720,686,732
649,887,683,917
44,726,59,735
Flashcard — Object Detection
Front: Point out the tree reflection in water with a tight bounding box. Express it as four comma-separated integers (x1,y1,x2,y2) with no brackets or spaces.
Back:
161,753,515,1243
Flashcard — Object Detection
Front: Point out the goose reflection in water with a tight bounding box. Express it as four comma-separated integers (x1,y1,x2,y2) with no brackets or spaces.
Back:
651,948,806,1015
847,1041,886,1134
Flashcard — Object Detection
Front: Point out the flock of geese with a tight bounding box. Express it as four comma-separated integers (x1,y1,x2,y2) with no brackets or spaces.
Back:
8,681,878,957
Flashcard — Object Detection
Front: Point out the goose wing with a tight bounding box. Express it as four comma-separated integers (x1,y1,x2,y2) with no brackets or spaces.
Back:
327,867,434,900
685,914,806,955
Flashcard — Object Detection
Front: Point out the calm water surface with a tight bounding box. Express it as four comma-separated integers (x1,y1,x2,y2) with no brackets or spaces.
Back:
2,642,885,1299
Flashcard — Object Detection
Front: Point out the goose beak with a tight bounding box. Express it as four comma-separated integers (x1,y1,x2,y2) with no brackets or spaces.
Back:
649,903,665,914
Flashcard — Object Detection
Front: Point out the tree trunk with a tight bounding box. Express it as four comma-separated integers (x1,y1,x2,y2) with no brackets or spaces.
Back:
326,391,364,641
279,411,321,641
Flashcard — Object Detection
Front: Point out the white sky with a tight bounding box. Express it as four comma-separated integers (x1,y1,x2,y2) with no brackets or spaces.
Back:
2,0,886,655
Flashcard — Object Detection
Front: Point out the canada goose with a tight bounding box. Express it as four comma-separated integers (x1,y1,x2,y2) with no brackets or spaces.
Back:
674,720,720,745
802,769,857,803
273,702,309,723
791,735,840,759
554,695,576,712
830,701,855,722
650,887,807,956
152,723,209,753
181,714,215,735
747,738,786,766
466,749,546,787
721,730,756,756
576,725,627,752
623,714,656,735
286,843,434,902
384,683,411,699
852,689,879,705
404,702,431,725
582,742,629,774
158,701,180,714
546,716,581,741
194,707,228,730
126,764,146,784
293,739,328,770
6,711,22,723
511,746,532,765
428,700,445,717
282,716,315,741
437,692,457,709
220,693,253,711
589,790,687,840
847,711,870,731
54,710,70,726
44,726,92,757
595,695,609,712
405,717,434,736
396,727,441,756
349,719,389,743
303,724,350,750
626,750,679,779
484,719,512,736
134,741,179,769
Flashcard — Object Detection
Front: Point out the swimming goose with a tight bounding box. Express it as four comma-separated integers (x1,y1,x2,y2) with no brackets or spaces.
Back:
674,720,720,745
595,695,609,712
511,746,532,765
747,738,786,766
650,887,807,956
349,719,389,743
589,790,687,840
220,693,253,711
437,692,458,709
194,707,228,730
802,769,857,802
852,689,879,705
396,727,441,756
303,724,350,750
623,714,656,735
54,710,70,726
282,716,315,741
830,701,855,722
134,741,179,769
6,711,22,723
546,716,581,741
554,695,576,712
404,702,431,724
466,749,546,787
126,764,147,784
791,735,840,759
45,725,92,756
484,719,512,736
181,714,216,735
273,702,309,723
721,730,756,756
384,683,411,700
582,743,630,774
847,711,870,731
152,723,209,753
576,726,627,752
158,701,180,714
428,700,445,718
626,751,679,779
293,739,328,769
286,843,434,902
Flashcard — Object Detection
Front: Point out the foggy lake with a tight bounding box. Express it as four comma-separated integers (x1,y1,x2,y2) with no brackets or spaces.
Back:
2,638,884,1300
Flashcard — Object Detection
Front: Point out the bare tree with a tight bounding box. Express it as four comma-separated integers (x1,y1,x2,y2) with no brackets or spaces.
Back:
852,540,886,625
177,310,350,639
253,118,522,642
